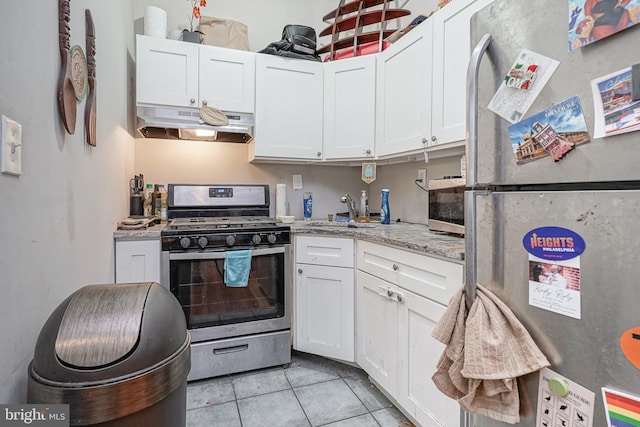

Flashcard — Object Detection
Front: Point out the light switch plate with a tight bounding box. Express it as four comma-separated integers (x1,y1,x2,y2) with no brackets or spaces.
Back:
292,174,303,190
1,115,22,176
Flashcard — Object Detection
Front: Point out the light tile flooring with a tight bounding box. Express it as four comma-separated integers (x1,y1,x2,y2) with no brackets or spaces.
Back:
186,350,415,427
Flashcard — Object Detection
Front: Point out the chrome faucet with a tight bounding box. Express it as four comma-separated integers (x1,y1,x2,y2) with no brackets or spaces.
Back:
340,194,357,222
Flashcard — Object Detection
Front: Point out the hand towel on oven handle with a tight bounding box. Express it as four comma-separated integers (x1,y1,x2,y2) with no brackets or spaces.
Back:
224,249,253,287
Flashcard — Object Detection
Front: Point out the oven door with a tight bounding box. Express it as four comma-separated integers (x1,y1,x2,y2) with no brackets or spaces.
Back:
162,246,290,342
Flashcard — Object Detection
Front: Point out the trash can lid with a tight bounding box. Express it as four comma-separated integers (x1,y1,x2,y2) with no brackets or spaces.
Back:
55,283,151,368
29,282,188,384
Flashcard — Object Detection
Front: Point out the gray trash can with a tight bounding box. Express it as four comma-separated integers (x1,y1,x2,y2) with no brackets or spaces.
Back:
28,282,191,426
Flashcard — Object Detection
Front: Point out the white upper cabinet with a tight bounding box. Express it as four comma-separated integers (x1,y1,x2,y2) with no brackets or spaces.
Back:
323,55,376,160
430,0,495,147
251,54,324,161
136,35,255,113
199,46,256,113
375,18,433,158
136,35,200,108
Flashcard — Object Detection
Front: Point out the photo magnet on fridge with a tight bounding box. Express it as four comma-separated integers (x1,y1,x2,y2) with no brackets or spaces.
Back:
508,96,591,164
568,0,640,51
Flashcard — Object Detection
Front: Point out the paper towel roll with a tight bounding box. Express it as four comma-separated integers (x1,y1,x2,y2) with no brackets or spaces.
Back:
276,184,287,219
144,6,167,38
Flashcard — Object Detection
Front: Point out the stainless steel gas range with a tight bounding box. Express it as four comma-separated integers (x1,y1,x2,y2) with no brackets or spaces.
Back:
160,184,291,381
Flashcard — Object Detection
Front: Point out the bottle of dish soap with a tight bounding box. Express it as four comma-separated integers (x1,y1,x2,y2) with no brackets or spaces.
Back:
358,190,370,223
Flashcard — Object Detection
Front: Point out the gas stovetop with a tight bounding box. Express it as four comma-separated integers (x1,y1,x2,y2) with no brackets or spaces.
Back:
166,216,281,231
161,216,290,251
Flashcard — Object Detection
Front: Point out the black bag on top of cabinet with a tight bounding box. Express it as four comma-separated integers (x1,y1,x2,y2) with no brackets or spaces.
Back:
258,25,321,62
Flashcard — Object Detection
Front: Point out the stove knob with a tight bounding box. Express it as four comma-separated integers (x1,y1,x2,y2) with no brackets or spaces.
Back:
225,235,236,246
252,234,262,245
267,234,277,244
198,236,209,249
180,237,191,249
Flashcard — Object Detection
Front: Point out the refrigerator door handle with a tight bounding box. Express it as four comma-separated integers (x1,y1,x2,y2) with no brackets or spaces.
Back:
466,33,492,189
465,34,493,308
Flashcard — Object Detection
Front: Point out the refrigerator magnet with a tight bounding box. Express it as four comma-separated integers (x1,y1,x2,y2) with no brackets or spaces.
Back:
488,49,559,123
537,367,595,427
524,226,585,319
508,96,591,165
601,387,640,427
620,326,640,370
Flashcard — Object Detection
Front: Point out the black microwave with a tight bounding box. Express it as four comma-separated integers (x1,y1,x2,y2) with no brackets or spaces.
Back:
428,177,465,235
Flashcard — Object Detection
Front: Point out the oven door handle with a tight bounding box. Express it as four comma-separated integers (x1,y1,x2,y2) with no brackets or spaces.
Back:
168,246,286,260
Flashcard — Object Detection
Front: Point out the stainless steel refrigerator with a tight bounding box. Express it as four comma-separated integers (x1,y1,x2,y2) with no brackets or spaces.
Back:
464,0,640,426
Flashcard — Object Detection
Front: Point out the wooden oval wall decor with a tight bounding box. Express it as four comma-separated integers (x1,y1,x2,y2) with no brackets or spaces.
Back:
621,326,640,370
70,45,87,101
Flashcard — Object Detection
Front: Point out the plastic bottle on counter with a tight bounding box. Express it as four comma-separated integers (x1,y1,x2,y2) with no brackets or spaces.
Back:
358,190,370,223
303,192,313,221
159,185,168,223
143,183,154,217
153,184,162,219
380,189,390,224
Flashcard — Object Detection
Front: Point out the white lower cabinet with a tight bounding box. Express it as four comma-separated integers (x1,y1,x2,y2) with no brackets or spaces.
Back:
356,270,400,393
294,235,355,362
114,239,161,284
397,286,460,427
356,241,462,427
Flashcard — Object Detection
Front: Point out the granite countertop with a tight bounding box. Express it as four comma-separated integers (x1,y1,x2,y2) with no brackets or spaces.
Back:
290,220,465,262
113,223,165,239
112,220,465,262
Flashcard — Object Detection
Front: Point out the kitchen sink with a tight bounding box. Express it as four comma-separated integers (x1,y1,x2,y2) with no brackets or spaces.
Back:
304,221,379,228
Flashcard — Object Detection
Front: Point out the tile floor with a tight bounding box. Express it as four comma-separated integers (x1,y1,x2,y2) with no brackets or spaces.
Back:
186,350,415,427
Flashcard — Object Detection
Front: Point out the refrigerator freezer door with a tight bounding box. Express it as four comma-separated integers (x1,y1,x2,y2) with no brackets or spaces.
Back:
471,0,640,187
472,190,640,427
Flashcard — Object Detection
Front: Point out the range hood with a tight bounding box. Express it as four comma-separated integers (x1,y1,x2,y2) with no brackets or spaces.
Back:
136,105,254,143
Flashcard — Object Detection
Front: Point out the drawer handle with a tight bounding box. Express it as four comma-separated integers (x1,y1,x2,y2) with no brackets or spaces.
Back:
392,264,399,271
396,293,404,303
298,268,303,274
213,344,248,355
387,288,394,297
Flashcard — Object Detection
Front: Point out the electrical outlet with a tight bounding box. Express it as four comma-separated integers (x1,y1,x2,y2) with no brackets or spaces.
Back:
1,115,22,176
292,174,303,190
417,169,426,187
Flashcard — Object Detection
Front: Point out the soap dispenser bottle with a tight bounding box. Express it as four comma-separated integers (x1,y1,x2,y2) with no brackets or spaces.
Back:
359,190,370,223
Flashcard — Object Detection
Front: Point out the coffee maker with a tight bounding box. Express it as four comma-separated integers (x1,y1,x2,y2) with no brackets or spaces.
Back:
129,175,144,217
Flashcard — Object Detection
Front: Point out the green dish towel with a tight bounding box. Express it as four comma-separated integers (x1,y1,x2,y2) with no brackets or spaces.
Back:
224,249,252,287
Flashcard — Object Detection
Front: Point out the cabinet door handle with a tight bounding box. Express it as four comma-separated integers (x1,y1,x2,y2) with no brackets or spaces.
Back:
317,152,322,157
396,293,404,303
392,264,399,271
202,100,208,106
431,135,437,142
190,98,196,104
387,288,394,297
298,268,303,274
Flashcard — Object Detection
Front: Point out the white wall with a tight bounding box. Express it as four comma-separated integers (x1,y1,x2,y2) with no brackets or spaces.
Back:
0,1,135,403
134,139,366,220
